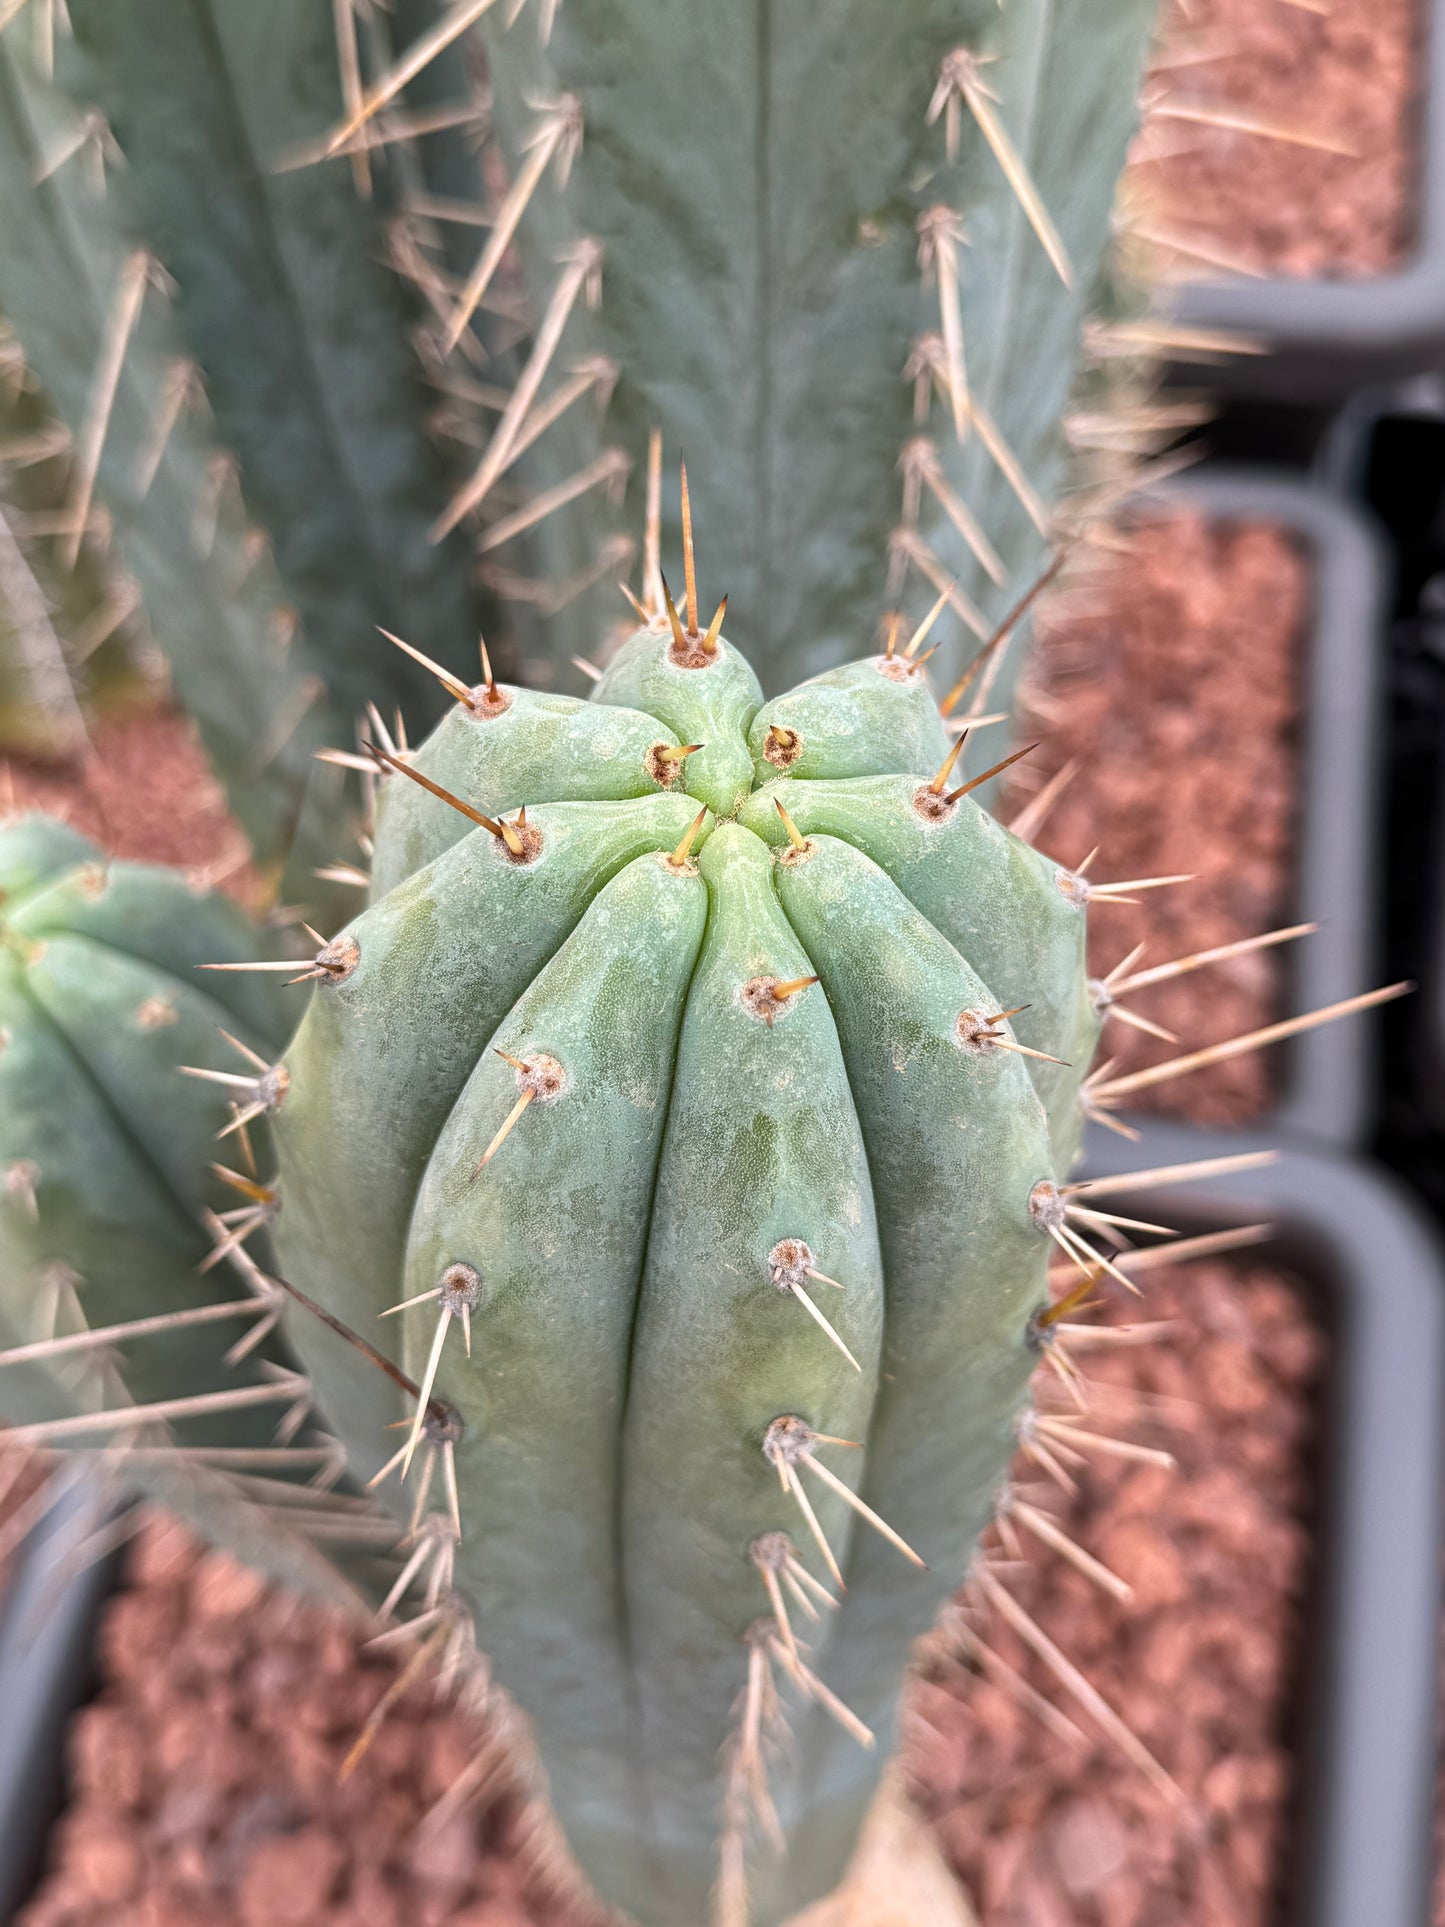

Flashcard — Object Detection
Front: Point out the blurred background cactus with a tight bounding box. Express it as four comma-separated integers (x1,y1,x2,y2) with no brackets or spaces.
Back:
0,0,1159,902
0,813,378,1607
468,0,1157,714
0,0,499,905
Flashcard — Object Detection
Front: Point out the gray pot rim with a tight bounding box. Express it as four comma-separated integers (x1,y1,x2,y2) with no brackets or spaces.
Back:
1103,469,1389,1151
1081,1118,1445,1927
1169,0,1445,390
0,1476,125,1920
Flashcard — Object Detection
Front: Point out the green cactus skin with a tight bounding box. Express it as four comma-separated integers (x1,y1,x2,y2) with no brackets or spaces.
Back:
0,5,495,906
367,686,693,900
0,813,283,1402
0,811,284,1403
57,0,484,722
272,616,1100,1925
0,812,376,1606
453,0,1156,737
0,25,343,901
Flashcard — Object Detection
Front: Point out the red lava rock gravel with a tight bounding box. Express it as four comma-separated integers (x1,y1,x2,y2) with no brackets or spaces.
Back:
1,703,261,907
908,1256,1324,1926
1015,512,1307,1126
1136,0,1421,279
16,1512,601,1927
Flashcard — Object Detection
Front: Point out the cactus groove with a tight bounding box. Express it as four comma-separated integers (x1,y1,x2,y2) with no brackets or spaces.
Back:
274,588,1102,1925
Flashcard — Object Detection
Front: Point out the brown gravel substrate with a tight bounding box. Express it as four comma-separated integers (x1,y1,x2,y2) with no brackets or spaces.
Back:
1,704,260,907
15,1512,601,1927
1014,512,1307,1127
908,1256,1325,1927
1136,0,1421,280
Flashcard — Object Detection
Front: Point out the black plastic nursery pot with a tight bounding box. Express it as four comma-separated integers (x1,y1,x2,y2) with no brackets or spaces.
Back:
1134,468,1389,1150
1164,0,1445,400
1312,382,1445,1205
0,1477,126,1922
1079,1119,1445,1927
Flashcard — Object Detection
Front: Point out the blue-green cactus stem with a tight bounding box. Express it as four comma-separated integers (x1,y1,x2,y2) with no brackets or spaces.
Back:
404,848,708,1887
268,611,1088,1926
767,831,1054,1904
274,790,708,1481
619,823,886,1918
590,614,763,818
739,774,1099,1159
0,816,288,1431
369,678,690,897
747,652,954,789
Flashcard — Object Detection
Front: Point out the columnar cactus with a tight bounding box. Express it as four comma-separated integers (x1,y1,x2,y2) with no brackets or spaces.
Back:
0,3,493,900
461,0,1158,724
0,812,379,1602
270,552,1103,1924
0,815,288,1347
0,813,287,1418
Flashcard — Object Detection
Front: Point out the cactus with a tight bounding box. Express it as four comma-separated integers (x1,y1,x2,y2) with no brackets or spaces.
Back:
0,812,371,1606
257,560,1099,1924
0,547,1407,1927
432,0,1157,740
0,3,497,901
256,497,1402,1918
0,3,1296,1921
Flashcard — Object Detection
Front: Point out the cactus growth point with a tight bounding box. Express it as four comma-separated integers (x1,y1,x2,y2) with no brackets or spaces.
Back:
270,575,1102,1925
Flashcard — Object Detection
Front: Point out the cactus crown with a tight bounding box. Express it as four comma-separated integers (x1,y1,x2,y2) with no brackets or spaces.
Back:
261,489,1099,1925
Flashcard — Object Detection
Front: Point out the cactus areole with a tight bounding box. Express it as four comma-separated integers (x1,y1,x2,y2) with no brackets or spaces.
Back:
273,589,1102,1927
